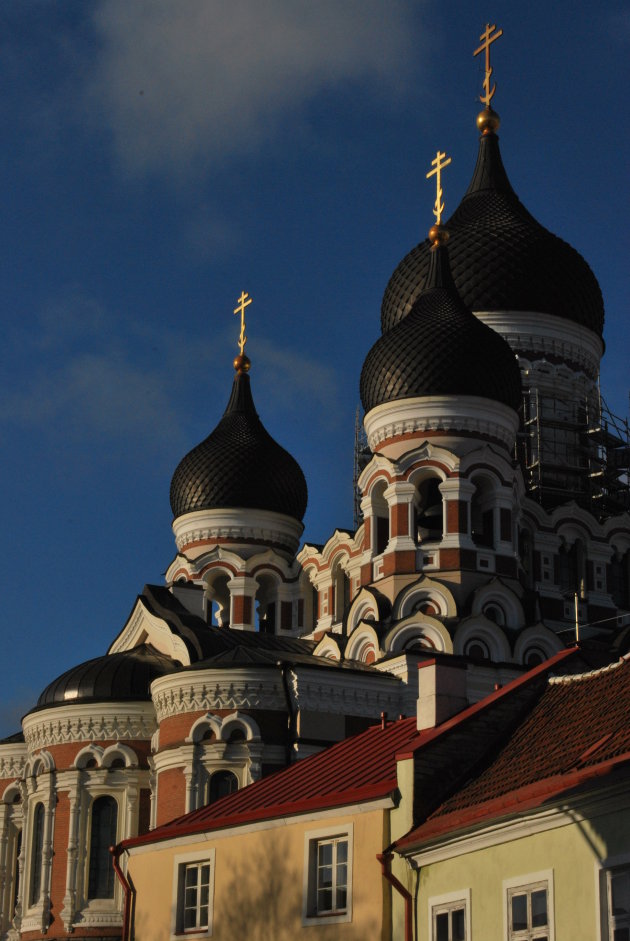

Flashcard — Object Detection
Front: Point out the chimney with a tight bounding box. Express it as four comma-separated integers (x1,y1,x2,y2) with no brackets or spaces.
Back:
417,659,468,731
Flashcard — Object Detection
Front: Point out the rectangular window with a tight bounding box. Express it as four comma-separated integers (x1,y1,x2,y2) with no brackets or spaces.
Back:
183,862,211,931
433,902,466,940
429,890,470,941
315,837,347,915
303,824,353,927
172,849,215,938
607,867,630,941
504,873,553,941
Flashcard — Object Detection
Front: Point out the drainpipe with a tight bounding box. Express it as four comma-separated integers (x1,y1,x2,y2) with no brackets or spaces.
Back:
278,662,297,765
377,851,412,941
110,844,132,941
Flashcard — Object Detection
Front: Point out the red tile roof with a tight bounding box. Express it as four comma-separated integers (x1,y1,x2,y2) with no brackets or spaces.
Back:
122,715,419,850
397,655,630,850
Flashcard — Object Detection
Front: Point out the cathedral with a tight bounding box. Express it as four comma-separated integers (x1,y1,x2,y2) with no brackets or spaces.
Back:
0,26,628,941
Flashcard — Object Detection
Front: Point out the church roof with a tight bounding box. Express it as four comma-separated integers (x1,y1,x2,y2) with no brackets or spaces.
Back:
34,644,176,709
169,368,308,522
360,238,522,414
381,120,604,338
120,714,419,850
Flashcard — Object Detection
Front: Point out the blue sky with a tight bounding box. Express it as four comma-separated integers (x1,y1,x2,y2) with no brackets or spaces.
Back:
1,1,628,735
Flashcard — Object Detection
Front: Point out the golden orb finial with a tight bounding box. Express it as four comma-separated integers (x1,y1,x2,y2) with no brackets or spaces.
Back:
428,223,450,247
233,353,251,374
476,106,501,135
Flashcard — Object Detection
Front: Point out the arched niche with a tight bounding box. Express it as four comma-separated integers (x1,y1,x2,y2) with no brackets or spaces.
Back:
345,625,380,664
513,625,563,667
470,579,525,630
453,615,511,663
393,576,457,621
384,615,452,655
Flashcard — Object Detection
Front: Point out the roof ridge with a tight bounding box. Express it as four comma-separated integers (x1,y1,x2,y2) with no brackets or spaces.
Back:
548,654,628,685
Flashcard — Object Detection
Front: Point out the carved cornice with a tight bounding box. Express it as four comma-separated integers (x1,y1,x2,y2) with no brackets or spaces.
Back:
172,507,303,555
364,396,519,452
22,703,157,750
0,743,27,779
289,667,403,717
151,669,287,721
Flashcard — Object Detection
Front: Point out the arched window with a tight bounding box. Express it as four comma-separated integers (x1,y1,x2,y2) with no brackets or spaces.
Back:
415,478,443,543
371,482,389,555
30,802,45,906
471,477,495,549
207,771,238,804
88,796,118,899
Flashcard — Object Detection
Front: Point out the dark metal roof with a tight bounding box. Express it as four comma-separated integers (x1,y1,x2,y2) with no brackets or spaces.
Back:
381,129,604,337
170,371,308,522
0,731,24,745
35,644,177,709
361,241,522,414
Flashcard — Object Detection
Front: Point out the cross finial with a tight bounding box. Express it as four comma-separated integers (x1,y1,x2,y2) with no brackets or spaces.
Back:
473,23,503,107
426,150,452,225
233,291,252,356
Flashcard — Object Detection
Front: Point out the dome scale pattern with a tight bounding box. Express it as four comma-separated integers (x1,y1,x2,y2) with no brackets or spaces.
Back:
361,240,522,414
381,130,604,337
170,371,308,522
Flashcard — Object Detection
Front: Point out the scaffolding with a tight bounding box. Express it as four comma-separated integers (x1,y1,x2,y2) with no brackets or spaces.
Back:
518,388,630,519
353,406,372,530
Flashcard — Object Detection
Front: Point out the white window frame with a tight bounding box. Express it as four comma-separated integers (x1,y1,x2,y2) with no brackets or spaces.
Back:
503,869,554,941
171,848,216,939
597,852,630,941
302,823,353,927
428,888,471,940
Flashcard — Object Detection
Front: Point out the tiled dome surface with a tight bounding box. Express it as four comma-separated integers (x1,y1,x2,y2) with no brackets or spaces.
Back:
381,132,604,337
170,372,308,522
35,645,176,708
361,243,522,414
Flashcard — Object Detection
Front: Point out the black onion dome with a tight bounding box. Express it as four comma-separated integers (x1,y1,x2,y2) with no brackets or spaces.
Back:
35,645,177,708
361,240,522,414
170,371,308,521
381,128,604,336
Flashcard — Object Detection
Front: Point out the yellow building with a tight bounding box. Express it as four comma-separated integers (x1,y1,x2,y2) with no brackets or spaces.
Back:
396,655,630,941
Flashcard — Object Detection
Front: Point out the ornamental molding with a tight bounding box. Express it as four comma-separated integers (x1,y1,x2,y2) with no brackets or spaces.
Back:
364,396,519,452
172,507,304,555
0,743,26,779
475,309,603,377
288,667,403,717
108,596,191,663
22,703,157,750
151,668,287,721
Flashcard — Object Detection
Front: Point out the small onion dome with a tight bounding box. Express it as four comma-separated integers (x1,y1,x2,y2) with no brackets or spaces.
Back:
360,235,522,414
35,645,176,709
170,367,308,522
381,110,604,337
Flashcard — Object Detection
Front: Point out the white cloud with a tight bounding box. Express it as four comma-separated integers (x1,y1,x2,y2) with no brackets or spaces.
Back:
89,0,418,175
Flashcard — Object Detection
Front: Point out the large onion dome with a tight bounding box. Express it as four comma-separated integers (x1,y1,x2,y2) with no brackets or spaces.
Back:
361,230,522,414
381,110,604,337
170,360,308,523
34,645,176,709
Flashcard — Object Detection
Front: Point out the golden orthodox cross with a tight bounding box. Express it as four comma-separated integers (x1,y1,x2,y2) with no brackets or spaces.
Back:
473,22,503,107
426,150,452,225
233,290,252,355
